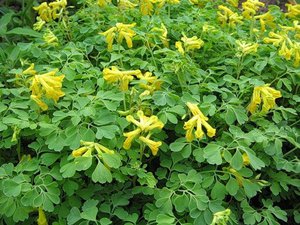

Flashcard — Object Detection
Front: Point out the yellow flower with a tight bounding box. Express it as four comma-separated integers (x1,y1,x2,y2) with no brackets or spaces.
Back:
33,2,52,22
227,0,238,7
285,3,300,18
188,0,208,7
23,63,37,75
279,40,293,60
103,66,142,91
151,23,169,47
211,209,231,225
72,146,89,157
218,5,243,27
202,23,217,33
175,41,185,55
263,31,286,46
98,0,111,7
140,0,154,15
33,17,46,31
30,69,65,110
242,153,250,166
236,40,259,56
254,11,275,32
123,128,142,149
123,110,164,155
292,42,300,67
49,0,67,19
37,207,48,225
118,0,137,9
72,141,115,157
139,136,162,156
242,0,265,19
247,85,282,115
181,34,204,51
43,29,59,46
184,102,216,142
100,23,136,51
116,23,136,48
138,72,162,97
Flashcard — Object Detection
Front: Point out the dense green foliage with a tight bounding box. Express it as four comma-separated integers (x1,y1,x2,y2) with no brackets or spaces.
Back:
0,0,299,224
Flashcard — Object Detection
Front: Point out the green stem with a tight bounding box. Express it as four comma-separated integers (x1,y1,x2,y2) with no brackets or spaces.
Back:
123,92,127,111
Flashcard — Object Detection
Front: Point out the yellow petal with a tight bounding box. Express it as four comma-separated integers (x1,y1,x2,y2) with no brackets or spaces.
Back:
123,128,141,149
139,136,162,156
37,207,48,225
31,95,48,111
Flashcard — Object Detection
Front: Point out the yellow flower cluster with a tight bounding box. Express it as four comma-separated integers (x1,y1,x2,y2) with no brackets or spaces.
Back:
236,40,259,56
139,72,162,97
43,29,59,46
184,102,216,142
33,0,67,28
227,0,239,8
118,0,137,9
211,209,231,225
26,64,65,111
140,0,179,15
264,31,300,66
247,85,282,115
98,0,111,7
103,67,162,94
100,23,136,51
188,0,208,8
254,11,275,32
151,23,169,47
285,3,300,19
103,66,142,91
175,34,204,55
72,141,115,157
123,110,164,155
217,5,243,27
242,0,265,19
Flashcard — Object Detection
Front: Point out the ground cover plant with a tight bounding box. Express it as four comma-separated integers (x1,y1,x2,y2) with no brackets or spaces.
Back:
0,0,299,224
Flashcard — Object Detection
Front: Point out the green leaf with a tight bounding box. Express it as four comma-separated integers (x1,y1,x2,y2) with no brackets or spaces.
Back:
156,214,175,224
170,141,187,152
211,181,226,200
203,144,223,165
102,153,121,168
173,194,189,213
0,13,13,34
96,125,119,139
6,27,42,38
75,157,93,171
231,150,243,170
3,179,21,197
81,199,99,221
60,162,77,178
92,161,112,183
67,207,81,225
226,177,239,196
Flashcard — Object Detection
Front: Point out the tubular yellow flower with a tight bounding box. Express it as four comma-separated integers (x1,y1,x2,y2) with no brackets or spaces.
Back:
285,3,300,18
292,42,300,67
123,128,142,150
116,23,136,48
49,0,67,19
218,5,243,27
43,29,59,46
247,85,282,114
263,31,286,46
100,23,136,51
175,41,185,55
181,34,204,52
33,17,46,31
94,143,115,155
138,72,162,97
151,23,169,47
23,63,37,75
103,66,142,91
184,102,216,142
140,0,154,15
279,40,292,60
242,153,250,166
139,136,162,156
211,209,231,225
98,0,111,7
33,2,52,22
236,40,259,56
30,69,65,110
72,146,89,157
254,11,275,32
37,207,48,225
242,0,265,19
118,0,137,9
227,0,238,7
123,110,164,154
